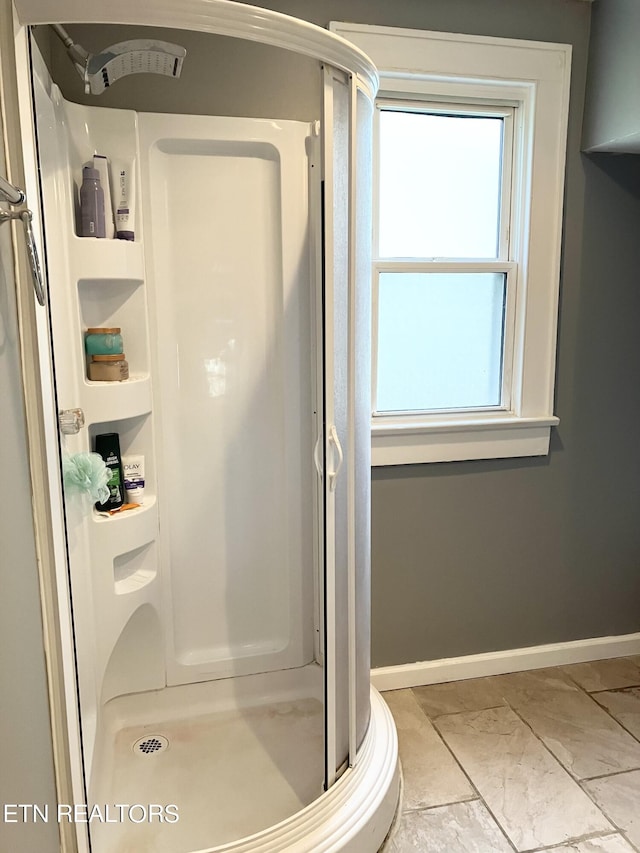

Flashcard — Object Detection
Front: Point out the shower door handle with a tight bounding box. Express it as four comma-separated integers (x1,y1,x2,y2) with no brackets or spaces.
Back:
327,424,343,492
59,408,85,435
313,432,323,479
20,209,46,306
0,176,46,307
0,174,25,205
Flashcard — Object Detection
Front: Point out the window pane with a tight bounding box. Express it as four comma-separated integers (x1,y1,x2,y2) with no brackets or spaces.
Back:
376,272,506,412
378,111,503,258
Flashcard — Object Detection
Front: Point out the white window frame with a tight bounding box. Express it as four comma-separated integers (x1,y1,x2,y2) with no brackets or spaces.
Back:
330,23,572,466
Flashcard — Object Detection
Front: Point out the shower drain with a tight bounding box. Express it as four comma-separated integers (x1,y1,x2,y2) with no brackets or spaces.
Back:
133,735,169,756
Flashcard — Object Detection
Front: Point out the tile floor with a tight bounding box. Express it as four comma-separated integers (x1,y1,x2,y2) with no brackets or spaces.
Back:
381,656,640,852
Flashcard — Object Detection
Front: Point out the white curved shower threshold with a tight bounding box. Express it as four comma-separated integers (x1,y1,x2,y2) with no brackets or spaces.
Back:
90,685,399,853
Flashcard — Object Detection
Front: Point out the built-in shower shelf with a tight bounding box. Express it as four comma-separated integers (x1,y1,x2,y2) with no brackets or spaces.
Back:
70,235,145,281
92,495,158,558
93,493,156,520
114,569,156,596
114,543,157,596
82,374,151,424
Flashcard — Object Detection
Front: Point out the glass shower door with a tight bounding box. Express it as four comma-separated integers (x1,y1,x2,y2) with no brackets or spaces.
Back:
322,64,375,788
322,64,352,787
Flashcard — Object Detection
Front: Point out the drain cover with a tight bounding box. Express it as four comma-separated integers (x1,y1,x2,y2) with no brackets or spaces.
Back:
133,735,169,756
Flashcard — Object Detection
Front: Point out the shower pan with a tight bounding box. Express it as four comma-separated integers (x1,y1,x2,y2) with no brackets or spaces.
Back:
7,1,399,851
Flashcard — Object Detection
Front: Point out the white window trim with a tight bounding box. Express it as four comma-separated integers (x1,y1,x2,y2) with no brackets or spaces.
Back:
330,22,571,466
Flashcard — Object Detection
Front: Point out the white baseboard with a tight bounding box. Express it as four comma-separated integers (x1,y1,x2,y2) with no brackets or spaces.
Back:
371,632,640,692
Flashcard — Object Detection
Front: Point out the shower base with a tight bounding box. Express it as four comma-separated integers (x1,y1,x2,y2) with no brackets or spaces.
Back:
89,672,399,853
90,667,324,852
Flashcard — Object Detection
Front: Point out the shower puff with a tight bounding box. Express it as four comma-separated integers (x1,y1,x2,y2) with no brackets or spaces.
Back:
63,452,110,504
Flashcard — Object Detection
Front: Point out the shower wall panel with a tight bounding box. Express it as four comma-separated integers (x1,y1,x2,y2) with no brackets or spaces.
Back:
30,48,165,782
139,115,316,685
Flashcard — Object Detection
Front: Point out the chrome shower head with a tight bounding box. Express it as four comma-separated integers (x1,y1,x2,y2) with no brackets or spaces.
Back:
51,26,186,95
85,40,186,95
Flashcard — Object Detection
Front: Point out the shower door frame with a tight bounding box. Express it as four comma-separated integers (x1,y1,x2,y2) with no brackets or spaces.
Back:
0,9,81,853
322,63,361,786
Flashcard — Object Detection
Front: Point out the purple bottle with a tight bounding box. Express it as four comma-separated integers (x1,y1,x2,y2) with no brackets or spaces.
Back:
80,166,106,238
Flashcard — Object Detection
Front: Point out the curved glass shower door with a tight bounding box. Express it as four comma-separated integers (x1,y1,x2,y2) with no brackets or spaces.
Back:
322,63,374,786
29,28,327,850
322,64,351,785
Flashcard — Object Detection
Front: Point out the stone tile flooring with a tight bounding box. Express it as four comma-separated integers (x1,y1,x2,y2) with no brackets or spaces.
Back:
381,657,640,852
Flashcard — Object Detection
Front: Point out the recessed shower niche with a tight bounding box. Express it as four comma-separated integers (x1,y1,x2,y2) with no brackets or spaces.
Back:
114,542,157,595
14,2,399,851
78,278,149,376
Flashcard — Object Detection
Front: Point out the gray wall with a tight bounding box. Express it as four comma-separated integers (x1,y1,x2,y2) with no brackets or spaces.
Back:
241,0,640,666
582,0,640,151
35,1,640,671
0,110,60,852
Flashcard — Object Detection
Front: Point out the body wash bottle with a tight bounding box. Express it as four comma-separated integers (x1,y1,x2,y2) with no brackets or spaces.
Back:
94,432,125,511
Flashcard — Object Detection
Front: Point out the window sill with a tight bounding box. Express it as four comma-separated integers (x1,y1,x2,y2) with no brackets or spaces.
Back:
371,415,560,466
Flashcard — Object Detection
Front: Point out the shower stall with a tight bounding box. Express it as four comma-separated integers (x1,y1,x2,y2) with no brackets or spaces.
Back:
7,0,399,851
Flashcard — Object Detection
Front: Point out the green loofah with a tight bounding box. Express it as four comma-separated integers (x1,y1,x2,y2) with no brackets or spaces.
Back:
63,452,111,504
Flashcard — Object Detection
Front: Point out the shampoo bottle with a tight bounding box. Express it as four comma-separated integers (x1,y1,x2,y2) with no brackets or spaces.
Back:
93,155,115,238
94,432,125,511
80,166,106,238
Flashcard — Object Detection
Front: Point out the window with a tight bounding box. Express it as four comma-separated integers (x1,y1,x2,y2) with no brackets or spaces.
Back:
375,103,513,416
330,23,572,466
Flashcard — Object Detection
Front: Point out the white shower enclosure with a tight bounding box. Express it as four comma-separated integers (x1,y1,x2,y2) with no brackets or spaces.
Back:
9,1,399,851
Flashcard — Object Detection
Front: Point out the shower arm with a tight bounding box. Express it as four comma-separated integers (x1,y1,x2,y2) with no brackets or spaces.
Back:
51,23,90,87
51,23,89,65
